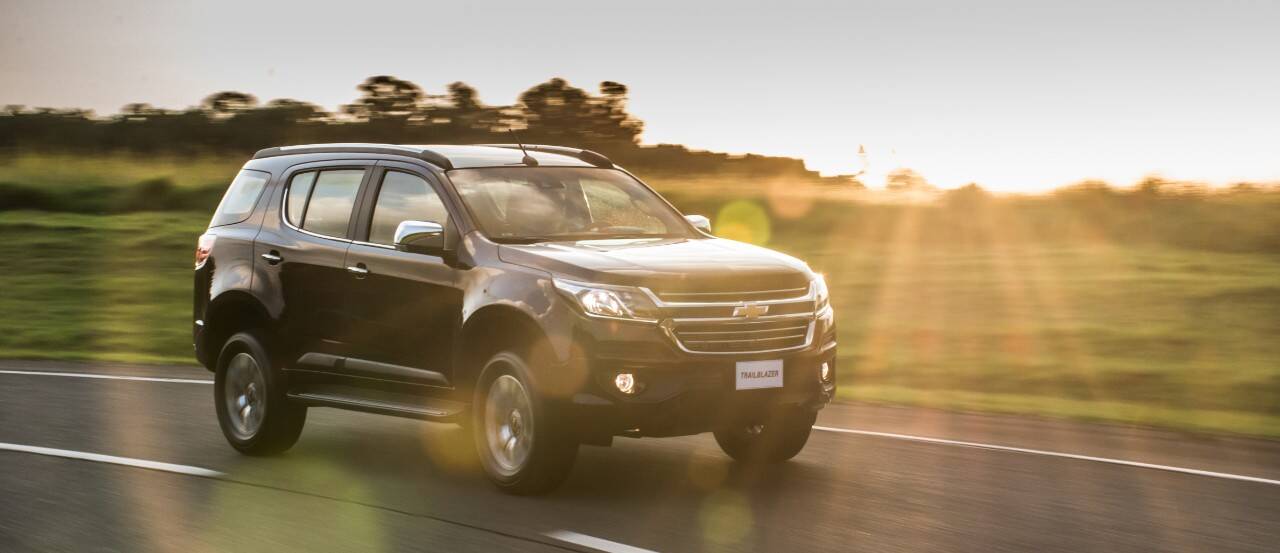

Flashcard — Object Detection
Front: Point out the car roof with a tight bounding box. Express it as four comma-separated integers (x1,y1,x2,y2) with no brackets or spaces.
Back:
251,143,612,171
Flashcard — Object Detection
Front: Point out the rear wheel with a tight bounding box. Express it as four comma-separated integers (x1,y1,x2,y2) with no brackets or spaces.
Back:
714,406,816,463
473,351,577,495
214,331,307,455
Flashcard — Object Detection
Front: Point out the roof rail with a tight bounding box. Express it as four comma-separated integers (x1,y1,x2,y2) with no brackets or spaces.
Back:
252,144,454,170
481,144,614,168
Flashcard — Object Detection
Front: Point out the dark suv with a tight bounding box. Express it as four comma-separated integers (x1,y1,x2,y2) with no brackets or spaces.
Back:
194,143,836,493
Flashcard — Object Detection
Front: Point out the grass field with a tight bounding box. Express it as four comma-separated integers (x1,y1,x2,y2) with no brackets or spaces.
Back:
1,154,1278,437
0,153,240,187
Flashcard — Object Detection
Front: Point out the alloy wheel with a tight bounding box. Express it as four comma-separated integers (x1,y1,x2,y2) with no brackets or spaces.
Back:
223,352,267,440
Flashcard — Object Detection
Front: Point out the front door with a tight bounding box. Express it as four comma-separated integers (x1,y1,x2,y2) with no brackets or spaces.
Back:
342,164,462,386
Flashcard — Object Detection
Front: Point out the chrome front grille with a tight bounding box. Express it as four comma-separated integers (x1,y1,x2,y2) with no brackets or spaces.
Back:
671,318,812,353
655,286,810,303
645,282,817,355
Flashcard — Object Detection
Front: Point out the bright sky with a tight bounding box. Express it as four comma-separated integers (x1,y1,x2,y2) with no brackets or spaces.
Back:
2,0,1277,191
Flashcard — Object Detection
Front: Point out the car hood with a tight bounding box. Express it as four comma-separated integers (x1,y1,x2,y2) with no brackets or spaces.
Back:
497,237,813,292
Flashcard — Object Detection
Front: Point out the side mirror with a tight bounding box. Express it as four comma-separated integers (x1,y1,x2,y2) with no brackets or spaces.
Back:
685,214,712,233
394,220,445,254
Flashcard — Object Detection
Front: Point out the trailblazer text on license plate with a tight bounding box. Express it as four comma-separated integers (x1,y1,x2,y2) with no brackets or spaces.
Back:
735,359,784,390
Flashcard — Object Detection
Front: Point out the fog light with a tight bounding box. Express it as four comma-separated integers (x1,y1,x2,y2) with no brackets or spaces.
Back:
614,373,637,394
820,362,832,382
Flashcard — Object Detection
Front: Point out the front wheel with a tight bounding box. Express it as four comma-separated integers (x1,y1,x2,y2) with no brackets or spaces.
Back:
214,331,307,455
714,406,816,463
473,351,578,495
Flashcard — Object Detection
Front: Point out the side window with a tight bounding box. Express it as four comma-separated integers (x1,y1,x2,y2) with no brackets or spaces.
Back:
300,169,364,238
285,172,317,227
368,171,449,245
210,169,270,227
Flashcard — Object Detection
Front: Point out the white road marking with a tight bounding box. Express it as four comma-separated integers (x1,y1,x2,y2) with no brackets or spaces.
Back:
0,369,212,384
546,530,659,553
814,425,1280,487
0,443,224,478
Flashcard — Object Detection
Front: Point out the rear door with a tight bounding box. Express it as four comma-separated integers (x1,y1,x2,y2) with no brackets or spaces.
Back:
342,161,463,386
253,161,373,365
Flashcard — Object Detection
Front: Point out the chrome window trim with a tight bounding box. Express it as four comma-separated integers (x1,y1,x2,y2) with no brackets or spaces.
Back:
351,240,396,250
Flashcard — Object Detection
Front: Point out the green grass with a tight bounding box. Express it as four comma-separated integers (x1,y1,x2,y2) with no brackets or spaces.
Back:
0,152,242,190
803,245,1280,437
0,211,205,364
1,154,1278,438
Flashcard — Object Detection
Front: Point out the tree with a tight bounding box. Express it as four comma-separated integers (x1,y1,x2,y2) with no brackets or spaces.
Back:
885,168,932,191
1135,175,1170,197
0,73,833,181
519,78,594,142
224,99,331,149
942,182,990,209
435,81,502,141
518,78,643,148
262,99,328,123
120,103,163,121
593,81,643,145
447,81,480,111
342,75,424,122
202,91,258,118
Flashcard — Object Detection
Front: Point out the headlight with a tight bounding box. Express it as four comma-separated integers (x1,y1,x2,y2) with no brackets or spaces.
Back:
813,274,830,311
553,278,660,322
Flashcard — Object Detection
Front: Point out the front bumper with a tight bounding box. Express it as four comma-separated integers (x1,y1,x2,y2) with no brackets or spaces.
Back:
559,311,838,438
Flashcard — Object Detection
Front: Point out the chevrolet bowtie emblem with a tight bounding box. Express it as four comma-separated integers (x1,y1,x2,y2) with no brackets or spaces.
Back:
733,303,769,319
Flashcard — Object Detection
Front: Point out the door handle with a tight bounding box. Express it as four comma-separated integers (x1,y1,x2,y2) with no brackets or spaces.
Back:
261,251,283,264
347,264,369,276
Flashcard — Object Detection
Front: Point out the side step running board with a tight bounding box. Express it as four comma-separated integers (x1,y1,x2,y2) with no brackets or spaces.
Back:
288,391,465,421
294,352,450,388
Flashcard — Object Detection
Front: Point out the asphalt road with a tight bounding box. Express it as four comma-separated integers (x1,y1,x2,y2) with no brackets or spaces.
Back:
1,360,1278,553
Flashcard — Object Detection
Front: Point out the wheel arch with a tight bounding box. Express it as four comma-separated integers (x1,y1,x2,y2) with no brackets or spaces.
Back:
201,290,276,370
457,303,559,398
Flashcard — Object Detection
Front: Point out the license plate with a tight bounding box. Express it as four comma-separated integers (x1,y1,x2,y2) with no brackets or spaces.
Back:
735,359,784,390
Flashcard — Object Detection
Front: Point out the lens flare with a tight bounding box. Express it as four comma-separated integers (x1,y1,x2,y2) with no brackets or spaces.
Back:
715,200,771,245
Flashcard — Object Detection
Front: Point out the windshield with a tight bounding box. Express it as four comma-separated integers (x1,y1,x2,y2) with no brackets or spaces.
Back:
448,167,694,243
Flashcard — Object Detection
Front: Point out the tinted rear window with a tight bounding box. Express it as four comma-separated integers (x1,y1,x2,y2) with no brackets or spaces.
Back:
285,171,317,227
210,169,270,227
300,170,364,238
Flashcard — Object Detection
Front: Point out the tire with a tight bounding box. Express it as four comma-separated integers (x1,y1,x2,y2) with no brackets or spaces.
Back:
472,351,578,495
214,331,307,455
713,406,817,463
